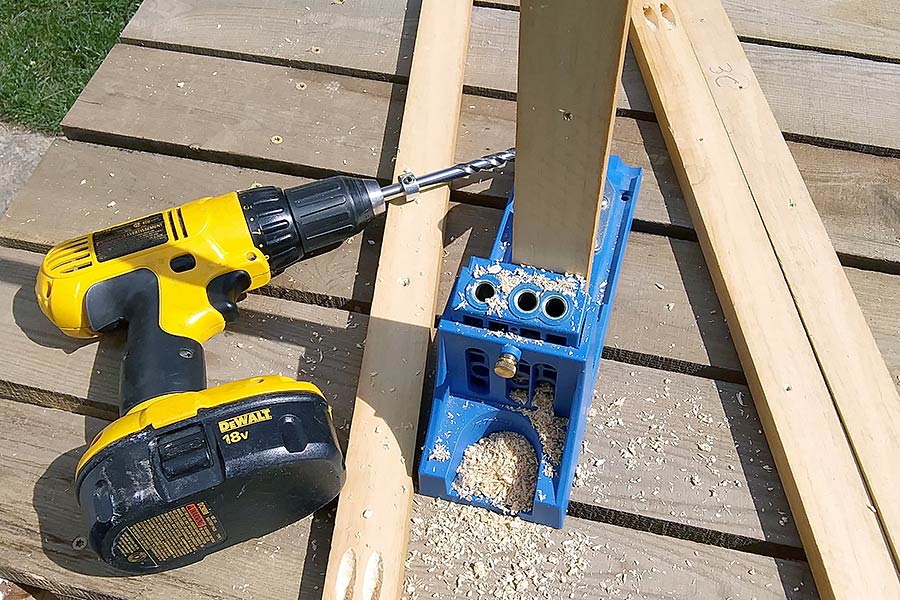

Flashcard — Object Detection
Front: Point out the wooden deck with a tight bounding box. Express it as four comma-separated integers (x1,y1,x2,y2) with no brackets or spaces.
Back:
0,0,897,597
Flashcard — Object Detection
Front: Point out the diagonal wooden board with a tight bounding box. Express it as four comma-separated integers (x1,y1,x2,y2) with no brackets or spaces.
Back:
679,0,900,568
118,0,900,150
0,396,818,600
57,46,900,269
0,243,796,546
630,2,900,596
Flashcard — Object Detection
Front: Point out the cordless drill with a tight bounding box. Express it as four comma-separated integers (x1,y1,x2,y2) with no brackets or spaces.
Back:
34,149,515,574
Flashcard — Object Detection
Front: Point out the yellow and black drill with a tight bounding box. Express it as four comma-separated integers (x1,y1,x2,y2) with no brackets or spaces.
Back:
34,149,515,574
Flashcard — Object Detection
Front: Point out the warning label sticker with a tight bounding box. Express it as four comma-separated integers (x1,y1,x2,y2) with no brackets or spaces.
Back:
92,213,169,262
113,501,226,566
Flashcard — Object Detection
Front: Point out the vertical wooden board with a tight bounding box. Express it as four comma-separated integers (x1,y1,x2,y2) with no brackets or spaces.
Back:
630,2,900,597
680,0,900,568
513,0,631,276
322,1,473,598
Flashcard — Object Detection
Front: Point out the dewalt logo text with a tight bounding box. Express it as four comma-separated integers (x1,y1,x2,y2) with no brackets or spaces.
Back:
218,408,272,433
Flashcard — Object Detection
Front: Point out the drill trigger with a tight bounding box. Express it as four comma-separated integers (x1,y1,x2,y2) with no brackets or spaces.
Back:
207,270,252,323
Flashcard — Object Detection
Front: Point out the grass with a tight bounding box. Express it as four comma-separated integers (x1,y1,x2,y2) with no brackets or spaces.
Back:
0,0,142,132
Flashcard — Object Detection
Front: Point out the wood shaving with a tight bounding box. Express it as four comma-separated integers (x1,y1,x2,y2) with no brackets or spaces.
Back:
428,441,451,462
453,431,538,514
516,383,568,475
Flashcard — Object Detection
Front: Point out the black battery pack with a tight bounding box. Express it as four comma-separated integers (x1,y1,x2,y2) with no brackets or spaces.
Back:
75,389,344,573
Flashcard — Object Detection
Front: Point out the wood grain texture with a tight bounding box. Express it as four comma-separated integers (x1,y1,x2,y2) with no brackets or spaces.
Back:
574,359,801,547
0,397,818,600
630,3,900,597
512,0,630,275
680,0,900,570
0,580,58,600
117,1,900,150
321,2,472,598
406,497,818,600
58,48,900,269
476,0,900,60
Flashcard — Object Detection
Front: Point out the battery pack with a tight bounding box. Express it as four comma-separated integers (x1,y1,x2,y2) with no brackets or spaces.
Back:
75,378,344,573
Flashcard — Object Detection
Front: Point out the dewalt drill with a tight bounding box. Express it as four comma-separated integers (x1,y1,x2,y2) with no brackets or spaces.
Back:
34,149,515,574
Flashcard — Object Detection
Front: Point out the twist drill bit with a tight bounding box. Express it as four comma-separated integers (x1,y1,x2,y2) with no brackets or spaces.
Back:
381,148,516,200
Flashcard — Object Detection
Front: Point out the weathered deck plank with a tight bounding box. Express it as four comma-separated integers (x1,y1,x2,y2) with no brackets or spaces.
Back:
0,245,797,545
118,1,900,150
476,0,900,60
0,398,817,600
58,48,900,268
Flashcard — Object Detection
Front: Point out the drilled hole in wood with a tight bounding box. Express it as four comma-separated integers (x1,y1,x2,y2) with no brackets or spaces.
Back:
362,552,384,600
659,3,677,28
643,5,658,30
335,549,357,600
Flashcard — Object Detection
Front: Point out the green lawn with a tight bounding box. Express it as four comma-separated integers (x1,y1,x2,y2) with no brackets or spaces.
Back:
0,0,142,132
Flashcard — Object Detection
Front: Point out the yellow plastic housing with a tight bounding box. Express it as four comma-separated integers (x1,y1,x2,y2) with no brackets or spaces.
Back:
77,375,325,475
35,192,271,343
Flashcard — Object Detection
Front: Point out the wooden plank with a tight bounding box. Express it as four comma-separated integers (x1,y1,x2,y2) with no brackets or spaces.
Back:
0,244,799,547
0,398,819,600
574,359,801,548
477,0,900,61
0,580,58,600
511,0,630,275
118,2,900,150
322,2,472,598
58,48,900,269
630,3,900,597
405,497,818,599
680,0,900,569
123,0,900,66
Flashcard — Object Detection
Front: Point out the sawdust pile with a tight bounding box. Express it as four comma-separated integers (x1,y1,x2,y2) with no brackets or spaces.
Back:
527,383,568,476
405,498,596,600
452,431,538,514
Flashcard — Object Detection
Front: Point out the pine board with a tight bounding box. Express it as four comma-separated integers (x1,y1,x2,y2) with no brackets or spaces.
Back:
118,2,900,149
0,245,793,545
58,48,900,268
0,398,817,600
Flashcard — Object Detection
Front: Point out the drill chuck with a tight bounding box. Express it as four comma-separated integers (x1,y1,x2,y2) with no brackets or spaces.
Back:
239,176,385,274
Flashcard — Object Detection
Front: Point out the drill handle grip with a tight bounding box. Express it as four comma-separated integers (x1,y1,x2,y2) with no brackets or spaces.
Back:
84,269,207,415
